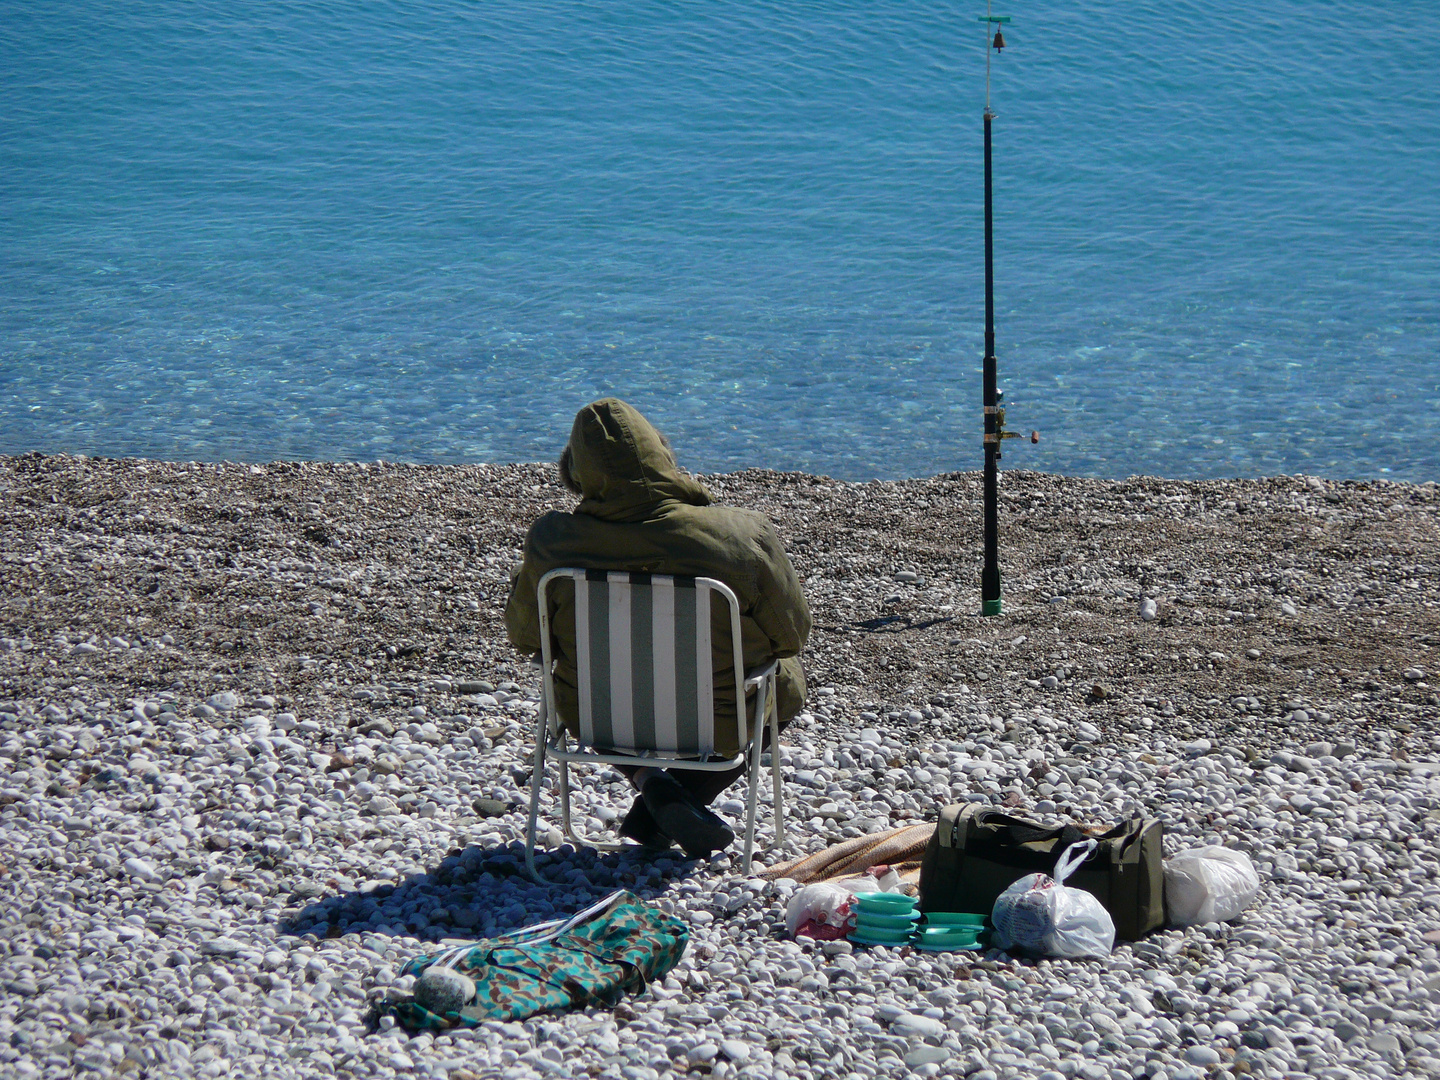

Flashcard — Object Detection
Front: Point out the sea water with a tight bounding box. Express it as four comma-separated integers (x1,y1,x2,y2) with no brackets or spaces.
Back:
3,1,1437,481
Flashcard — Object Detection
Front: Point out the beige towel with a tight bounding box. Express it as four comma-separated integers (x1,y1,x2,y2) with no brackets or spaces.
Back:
762,823,934,884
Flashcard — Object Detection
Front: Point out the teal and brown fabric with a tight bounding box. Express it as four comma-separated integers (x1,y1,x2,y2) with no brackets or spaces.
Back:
378,891,688,1031
504,398,810,759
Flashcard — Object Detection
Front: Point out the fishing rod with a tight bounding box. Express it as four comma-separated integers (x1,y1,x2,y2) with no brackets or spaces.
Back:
976,2,1036,616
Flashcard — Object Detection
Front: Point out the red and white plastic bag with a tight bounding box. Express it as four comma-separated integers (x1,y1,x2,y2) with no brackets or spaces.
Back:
785,882,856,940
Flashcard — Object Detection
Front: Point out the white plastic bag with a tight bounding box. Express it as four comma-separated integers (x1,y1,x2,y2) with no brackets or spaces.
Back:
1164,846,1260,925
784,882,856,938
835,865,903,896
991,839,1115,959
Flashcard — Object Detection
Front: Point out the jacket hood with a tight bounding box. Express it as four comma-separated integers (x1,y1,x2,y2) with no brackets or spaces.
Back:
565,399,712,521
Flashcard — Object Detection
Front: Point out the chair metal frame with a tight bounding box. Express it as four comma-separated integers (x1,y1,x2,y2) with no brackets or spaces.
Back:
524,568,783,879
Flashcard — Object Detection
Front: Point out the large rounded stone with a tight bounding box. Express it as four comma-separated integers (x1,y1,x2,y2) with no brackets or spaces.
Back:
413,966,475,1014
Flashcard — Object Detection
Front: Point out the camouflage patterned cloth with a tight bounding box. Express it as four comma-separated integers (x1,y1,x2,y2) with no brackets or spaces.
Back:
377,890,688,1031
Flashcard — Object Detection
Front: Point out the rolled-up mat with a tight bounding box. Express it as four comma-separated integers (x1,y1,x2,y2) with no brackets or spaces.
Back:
762,823,934,883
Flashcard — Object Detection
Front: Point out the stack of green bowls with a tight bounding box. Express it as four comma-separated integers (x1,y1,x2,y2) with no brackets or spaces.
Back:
913,911,986,952
848,892,920,947
847,896,989,951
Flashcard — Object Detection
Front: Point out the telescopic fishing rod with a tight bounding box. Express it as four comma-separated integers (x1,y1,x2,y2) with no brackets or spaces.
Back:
977,2,1031,617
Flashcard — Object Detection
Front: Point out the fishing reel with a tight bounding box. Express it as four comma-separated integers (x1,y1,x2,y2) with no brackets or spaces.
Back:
985,391,1039,460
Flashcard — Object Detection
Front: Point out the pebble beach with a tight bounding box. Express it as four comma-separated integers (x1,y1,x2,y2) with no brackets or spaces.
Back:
2,453,1438,1080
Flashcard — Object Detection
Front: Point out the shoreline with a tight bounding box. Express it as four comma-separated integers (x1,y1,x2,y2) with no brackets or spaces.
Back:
6,453,1435,741
6,447,1436,489
2,453,1439,1078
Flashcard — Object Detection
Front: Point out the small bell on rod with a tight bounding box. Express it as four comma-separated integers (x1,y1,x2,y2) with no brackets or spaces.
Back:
992,28,1006,51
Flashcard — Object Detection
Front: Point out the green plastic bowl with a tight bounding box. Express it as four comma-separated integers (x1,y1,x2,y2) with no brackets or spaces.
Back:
921,912,986,928
854,910,921,932
916,925,983,945
849,926,913,946
854,893,918,915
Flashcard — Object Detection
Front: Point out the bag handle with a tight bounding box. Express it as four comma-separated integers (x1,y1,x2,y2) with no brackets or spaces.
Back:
1099,814,1153,856
1052,838,1099,884
974,808,1066,844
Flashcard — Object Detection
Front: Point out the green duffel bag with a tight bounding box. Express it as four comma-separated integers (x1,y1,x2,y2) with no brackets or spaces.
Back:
918,804,1165,941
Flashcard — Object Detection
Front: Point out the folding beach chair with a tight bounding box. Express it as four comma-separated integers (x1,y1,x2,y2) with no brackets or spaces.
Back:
524,568,784,879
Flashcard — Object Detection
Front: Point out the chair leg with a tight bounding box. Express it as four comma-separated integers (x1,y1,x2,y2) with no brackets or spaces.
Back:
556,755,627,854
740,680,769,876
524,705,552,883
558,760,579,844
769,675,784,852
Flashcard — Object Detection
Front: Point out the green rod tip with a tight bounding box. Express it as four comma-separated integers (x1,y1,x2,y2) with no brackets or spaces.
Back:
981,598,1003,617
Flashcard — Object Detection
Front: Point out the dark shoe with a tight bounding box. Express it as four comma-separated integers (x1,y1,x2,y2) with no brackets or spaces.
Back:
617,797,671,850
640,772,734,860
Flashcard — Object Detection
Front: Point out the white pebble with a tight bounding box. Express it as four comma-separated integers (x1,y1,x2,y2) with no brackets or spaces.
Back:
123,857,157,880
720,1040,751,1062
891,1013,946,1039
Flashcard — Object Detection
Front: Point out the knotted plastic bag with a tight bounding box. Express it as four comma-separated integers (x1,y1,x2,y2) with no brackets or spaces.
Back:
990,839,1115,959
784,866,910,940
785,882,856,940
1164,846,1260,925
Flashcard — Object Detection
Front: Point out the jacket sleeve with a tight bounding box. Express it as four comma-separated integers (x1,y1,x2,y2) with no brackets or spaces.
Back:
503,551,544,655
748,519,811,659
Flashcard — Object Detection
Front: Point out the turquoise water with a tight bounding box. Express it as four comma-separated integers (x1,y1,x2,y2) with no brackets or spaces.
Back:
3,1,1438,481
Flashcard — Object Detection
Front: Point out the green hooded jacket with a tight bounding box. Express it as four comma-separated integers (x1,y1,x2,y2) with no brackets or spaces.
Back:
504,399,810,758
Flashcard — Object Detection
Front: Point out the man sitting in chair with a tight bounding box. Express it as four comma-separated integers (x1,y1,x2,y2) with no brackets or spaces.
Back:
505,398,811,860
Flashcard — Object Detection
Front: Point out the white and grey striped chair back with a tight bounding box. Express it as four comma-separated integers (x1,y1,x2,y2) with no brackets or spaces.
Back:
526,566,784,879
540,569,744,759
